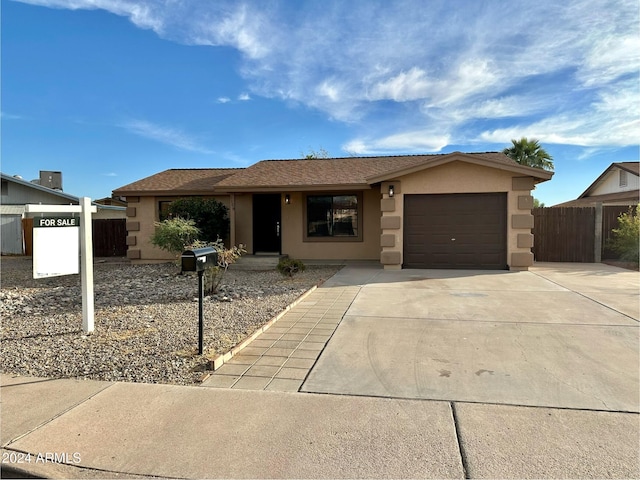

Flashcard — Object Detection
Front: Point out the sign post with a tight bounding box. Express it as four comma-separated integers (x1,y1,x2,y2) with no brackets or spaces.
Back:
80,197,95,333
25,198,97,333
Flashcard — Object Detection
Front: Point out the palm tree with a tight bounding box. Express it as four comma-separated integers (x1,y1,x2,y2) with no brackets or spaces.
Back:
503,137,554,171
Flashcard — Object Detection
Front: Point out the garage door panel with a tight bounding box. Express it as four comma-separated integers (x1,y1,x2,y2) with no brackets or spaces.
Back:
403,193,507,269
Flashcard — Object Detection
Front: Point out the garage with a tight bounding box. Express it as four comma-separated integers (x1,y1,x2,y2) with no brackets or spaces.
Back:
403,193,507,269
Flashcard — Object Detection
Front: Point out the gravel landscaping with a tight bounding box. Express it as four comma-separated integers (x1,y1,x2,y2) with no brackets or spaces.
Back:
1,257,341,385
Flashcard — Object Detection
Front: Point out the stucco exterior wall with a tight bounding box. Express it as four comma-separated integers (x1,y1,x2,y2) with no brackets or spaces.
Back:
379,161,535,269
232,194,254,253
279,189,380,260
126,195,231,263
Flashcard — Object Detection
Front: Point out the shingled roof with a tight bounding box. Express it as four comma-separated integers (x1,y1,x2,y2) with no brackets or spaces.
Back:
113,168,242,195
113,152,552,195
215,151,549,192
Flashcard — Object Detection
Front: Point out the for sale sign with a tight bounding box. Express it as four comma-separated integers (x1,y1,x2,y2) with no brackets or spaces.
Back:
33,216,80,278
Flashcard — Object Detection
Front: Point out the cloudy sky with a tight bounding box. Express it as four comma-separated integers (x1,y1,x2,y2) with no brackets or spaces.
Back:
2,0,638,204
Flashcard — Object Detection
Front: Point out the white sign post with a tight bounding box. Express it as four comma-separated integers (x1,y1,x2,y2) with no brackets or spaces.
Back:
26,198,97,333
80,197,95,333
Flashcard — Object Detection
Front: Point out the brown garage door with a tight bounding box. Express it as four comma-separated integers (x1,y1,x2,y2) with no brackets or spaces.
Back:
404,193,507,269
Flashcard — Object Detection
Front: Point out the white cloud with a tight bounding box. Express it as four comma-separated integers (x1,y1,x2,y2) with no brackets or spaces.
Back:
0,111,25,120
17,0,640,151
238,93,250,101
217,97,231,104
478,77,640,147
119,119,213,154
344,131,450,155
18,0,165,31
370,67,433,102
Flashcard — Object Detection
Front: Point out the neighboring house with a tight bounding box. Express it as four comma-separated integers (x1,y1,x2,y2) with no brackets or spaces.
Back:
114,152,552,270
554,162,639,207
95,196,128,207
1,172,126,255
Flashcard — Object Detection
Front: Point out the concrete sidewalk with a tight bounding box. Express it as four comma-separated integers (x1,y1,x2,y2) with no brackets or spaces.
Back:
2,262,639,479
2,374,638,479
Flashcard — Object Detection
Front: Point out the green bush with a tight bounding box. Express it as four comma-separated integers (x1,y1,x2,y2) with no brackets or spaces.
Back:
608,206,639,263
150,217,201,257
277,258,306,277
168,197,229,242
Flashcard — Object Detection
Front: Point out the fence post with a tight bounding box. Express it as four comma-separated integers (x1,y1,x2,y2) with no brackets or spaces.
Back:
594,202,603,263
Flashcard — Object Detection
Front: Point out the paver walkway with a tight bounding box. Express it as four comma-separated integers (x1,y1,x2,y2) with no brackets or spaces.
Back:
201,285,359,391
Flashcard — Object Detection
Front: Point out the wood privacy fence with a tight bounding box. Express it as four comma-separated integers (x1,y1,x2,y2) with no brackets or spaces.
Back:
532,206,635,262
22,218,126,257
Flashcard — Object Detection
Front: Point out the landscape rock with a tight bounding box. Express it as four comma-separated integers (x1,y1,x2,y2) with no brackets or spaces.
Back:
0,258,340,385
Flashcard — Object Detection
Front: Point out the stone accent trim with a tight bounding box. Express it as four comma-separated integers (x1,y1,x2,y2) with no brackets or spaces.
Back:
518,195,534,210
380,216,401,230
126,221,140,232
126,206,137,217
126,235,137,246
381,251,401,265
381,198,396,212
511,214,534,229
512,177,535,191
517,233,534,248
127,249,141,260
380,234,395,247
511,251,533,267
126,196,140,203
380,181,402,269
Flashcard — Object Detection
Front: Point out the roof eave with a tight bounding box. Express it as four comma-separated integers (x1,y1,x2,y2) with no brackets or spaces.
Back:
216,184,370,194
112,189,222,196
579,163,640,199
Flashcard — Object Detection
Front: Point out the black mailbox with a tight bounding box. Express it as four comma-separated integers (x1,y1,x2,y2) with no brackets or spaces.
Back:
181,247,218,273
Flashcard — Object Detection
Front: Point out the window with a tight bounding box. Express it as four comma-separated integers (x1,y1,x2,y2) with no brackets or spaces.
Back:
305,193,362,241
620,170,628,188
158,201,172,221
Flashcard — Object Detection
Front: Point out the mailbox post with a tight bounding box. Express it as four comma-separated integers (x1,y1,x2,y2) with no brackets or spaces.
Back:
181,247,217,355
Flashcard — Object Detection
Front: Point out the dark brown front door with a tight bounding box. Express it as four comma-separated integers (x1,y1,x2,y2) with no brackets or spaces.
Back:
403,193,507,269
253,194,281,253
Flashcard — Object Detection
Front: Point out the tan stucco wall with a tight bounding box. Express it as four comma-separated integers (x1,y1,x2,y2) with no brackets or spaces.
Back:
278,190,380,260
232,194,254,252
380,161,535,269
126,195,231,263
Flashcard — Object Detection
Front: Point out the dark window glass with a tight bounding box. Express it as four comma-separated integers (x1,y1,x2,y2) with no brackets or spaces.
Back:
158,201,172,221
307,195,358,237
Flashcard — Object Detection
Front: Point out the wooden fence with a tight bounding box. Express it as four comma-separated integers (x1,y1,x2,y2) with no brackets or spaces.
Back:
22,218,126,257
533,205,635,262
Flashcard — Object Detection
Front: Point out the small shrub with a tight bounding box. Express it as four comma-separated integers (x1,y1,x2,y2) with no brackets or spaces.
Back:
277,258,306,277
188,239,246,294
150,217,201,258
608,205,639,263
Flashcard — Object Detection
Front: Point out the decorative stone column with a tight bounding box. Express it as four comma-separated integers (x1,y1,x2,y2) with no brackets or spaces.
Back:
511,177,535,269
380,181,402,269
125,196,141,260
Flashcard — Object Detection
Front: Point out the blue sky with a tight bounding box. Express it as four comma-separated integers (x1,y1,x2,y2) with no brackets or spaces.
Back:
2,0,638,205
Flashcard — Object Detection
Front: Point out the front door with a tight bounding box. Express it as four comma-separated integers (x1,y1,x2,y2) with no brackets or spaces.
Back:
253,194,281,253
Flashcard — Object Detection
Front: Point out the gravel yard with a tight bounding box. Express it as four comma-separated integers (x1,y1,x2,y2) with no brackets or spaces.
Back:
1,257,341,385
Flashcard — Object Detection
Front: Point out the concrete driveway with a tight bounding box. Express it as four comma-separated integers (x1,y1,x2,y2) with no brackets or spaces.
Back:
302,262,639,413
